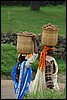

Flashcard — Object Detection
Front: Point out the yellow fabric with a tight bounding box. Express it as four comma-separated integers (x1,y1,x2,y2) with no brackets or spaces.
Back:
27,53,32,58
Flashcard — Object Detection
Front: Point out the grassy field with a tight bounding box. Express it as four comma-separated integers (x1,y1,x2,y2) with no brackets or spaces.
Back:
1,5,66,36
25,87,66,99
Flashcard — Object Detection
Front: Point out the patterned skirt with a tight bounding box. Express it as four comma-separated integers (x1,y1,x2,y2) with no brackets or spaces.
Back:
45,60,55,89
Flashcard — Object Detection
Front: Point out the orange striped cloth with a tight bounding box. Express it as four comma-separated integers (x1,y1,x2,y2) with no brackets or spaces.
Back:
38,46,54,72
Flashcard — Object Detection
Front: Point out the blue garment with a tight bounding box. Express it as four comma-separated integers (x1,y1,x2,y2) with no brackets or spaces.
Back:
11,61,32,99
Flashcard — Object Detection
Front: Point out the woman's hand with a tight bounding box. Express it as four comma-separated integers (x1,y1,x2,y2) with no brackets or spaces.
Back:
32,34,38,54
32,34,36,43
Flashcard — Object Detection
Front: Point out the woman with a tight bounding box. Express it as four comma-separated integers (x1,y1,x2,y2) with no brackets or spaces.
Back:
45,46,59,91
28,46,59,94
11,35,38,99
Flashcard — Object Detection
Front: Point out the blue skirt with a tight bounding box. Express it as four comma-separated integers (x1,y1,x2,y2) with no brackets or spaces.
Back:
11,61,32,99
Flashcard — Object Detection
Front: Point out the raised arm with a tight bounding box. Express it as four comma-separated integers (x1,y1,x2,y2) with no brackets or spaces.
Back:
25,34,38,68
32,34,38,54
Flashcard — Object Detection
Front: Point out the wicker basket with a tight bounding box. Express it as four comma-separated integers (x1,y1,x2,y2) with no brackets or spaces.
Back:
17,31,34,54
41,23,59,46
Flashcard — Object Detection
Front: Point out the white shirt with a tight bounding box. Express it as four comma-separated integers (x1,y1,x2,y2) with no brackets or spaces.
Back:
46,55,58,77
21,52,38,69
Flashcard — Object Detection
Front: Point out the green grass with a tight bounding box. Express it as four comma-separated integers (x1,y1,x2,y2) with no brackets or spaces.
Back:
1,43,18,75
1,5,66,36
24,87,66,99
57,59,66,73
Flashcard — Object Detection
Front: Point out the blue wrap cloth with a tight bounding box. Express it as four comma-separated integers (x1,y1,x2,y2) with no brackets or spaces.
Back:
11,61,32,99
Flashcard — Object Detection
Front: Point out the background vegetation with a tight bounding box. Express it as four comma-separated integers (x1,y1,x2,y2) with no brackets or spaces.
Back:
1,1,66,6
1,5,66,36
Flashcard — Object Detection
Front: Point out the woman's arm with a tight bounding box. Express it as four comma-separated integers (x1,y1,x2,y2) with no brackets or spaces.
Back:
26,34,38,68
52,59,58,76
32,34,38,54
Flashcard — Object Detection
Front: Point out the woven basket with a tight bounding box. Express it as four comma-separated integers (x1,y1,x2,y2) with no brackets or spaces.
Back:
17,32,34,53
41,23,59,46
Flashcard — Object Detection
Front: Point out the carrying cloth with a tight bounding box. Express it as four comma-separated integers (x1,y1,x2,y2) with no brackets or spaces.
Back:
11,61,32,99
38,46,54,71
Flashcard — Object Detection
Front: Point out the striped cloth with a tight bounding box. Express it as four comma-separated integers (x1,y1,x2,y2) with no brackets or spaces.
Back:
45,60,56,89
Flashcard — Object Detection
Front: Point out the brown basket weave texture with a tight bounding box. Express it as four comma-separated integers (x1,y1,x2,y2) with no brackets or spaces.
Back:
41,29,58,46
17,32,34,53
41,23,59,46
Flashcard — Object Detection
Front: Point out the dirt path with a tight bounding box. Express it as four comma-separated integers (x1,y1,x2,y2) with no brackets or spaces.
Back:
1,74,66,99
1,80,15,99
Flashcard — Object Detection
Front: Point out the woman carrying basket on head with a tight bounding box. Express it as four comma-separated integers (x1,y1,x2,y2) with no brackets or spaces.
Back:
11,34,38,99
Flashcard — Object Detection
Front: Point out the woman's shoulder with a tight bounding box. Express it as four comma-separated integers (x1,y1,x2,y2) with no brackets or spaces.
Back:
46,55,55,62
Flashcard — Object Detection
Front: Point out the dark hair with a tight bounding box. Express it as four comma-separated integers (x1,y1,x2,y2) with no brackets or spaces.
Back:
16,54,27,83
18,54,27,63
47,50,53,56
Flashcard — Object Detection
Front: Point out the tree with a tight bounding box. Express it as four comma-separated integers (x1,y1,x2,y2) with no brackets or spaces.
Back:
31,1,41,11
